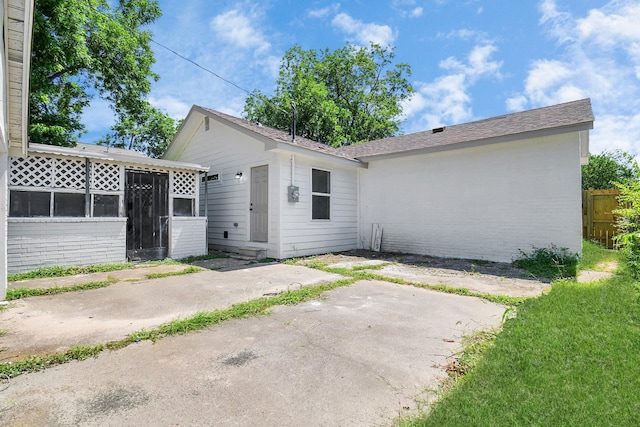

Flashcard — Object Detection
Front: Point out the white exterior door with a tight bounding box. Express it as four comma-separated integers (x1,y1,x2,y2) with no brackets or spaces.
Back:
250,165,268,242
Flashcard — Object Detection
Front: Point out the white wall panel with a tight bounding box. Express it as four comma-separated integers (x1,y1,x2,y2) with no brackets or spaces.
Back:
358,133,582,262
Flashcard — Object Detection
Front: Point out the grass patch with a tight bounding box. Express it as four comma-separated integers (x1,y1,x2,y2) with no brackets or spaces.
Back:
514,245,578,280
401,273,640,426
5,280,117,301
7,263,133,282
578,239,621,272
144,266,202,279
178,253,230,263
257,257,277,263
0,277,357,378
0,345,104,378
289,259,524,306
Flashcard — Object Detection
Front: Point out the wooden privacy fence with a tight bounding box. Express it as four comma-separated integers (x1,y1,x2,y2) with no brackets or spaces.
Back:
582,189,620,248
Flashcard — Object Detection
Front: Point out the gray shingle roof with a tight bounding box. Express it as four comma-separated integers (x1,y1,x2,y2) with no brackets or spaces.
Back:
196,99,593,164
338,98,594,159
197,106,359,162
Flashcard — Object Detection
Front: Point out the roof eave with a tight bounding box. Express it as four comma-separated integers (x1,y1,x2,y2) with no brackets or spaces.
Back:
265,141,367,168
26,143,209,172
195,106,366,168
355,122,594,162
5,0,35,156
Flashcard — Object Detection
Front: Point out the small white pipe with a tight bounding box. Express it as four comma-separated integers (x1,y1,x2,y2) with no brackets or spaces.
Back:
290,155,295,186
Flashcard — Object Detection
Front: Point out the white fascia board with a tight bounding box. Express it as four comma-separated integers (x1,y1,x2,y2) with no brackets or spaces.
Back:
26,144,209,172
265,141,367,169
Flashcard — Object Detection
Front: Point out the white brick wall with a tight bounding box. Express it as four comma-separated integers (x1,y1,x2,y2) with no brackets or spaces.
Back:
358,133,583,263
7,218,127,273
170,216,208,259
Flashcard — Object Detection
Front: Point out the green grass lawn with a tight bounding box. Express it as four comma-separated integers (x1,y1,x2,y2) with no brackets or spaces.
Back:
403,243,640,426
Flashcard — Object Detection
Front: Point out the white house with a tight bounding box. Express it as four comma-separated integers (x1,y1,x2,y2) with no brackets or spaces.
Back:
1,0,34,299
164,99,594,263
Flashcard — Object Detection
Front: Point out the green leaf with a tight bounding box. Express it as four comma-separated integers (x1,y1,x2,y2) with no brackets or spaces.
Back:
243,42,415,147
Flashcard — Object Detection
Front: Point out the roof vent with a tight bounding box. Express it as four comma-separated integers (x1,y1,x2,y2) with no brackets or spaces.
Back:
256,121,263,127
432,126,446,134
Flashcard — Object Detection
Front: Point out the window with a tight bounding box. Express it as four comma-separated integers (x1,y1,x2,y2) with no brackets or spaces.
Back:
173,198,194,216
311,169,330,220
10,191,50,217
54,193,85,217
93,195,119,217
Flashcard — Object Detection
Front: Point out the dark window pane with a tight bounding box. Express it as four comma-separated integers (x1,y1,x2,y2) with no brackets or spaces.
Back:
94,195,119,217
312,169,330,194
54,193,85,217
312,195,330,220
9,191,50,217
173,198,194,217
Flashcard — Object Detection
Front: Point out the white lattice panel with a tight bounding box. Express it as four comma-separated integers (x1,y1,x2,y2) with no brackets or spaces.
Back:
172,171,196,196
10,156,53,187
54,158,86,189
91,162,120,191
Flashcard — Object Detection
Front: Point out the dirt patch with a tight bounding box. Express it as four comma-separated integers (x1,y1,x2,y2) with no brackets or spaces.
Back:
314,249,538,281
594,261,618,273
305,249,550,298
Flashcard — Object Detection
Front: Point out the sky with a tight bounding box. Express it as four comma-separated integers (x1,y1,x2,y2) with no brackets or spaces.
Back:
82,0,640,158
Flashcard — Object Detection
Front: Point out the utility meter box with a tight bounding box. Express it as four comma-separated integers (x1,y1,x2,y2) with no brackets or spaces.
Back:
288,185,300,202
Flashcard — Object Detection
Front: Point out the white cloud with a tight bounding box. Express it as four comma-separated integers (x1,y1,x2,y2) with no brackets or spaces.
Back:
577,3,640,47
403,44,503,130
539,0,575,44
590,113,640,156
331,13,396,46
410,7,424,18
507,0,640,156
210,7,271,53
149,96,191,120
307,3,340,18
392,0,424,18
506,95,528,112
437,28,492,44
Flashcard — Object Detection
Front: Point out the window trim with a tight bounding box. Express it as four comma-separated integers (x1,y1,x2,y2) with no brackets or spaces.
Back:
92,194,121,217
173,197,195,217
311,168,331,221
9,188,124,218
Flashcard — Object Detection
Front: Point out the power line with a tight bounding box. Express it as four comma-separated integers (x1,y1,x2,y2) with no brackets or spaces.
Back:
150,39,253,97
89,4,290,117
150,38,291,117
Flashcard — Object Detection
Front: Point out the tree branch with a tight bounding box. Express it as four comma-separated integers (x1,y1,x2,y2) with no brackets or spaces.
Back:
48,67,82,82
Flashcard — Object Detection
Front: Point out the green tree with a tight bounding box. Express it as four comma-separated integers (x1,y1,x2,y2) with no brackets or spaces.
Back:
244,43,415,147
97,102,178,158
614,180,640,277
30,0,162,147
582,150,640,190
